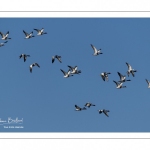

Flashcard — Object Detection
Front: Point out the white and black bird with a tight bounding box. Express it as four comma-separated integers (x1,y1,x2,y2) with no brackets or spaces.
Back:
30,63,40,73
60,69,73,78
113,80,126,89
0,41,8,47
52,55,62,63
126,62,137,77
145,79,150,88
75,105,86,111
85,102,95,108
23,30,34,39
19,54,30,62
100,72,111,81
98,109,109,117
117,72,131,82
0,31,11,40
34,28,47,35
67,65,81,74
91,44,103,56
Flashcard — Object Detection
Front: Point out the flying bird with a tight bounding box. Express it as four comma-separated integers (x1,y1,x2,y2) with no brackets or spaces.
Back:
75,105,86,111
67,65,81,74
126,62,137,77
52,55,62,63
91,44,103,56
100,72,111,81
30,63,40,73
113,80,126,89
34,28,47,35
85,102,95,108
0,31,11,40
145,79,150,88
0,41,8,47
19,54,30,62
98,109,110,117
60,69,73,78
117,72,131,82
23,30,34,39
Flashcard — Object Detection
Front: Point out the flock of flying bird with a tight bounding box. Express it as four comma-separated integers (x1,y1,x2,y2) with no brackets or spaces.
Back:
74,44,139,117
1,28,150,118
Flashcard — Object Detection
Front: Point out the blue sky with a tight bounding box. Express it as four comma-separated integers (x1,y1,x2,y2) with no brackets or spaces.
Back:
0,18,150,132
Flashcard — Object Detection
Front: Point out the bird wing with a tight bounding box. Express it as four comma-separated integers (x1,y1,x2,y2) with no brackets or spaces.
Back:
103,112,109,117
23,30,28,36
34,29,40,32
52,56,55,63
56,56,62,63
82,107,86,110
74,66,78,71
101,74,105,81
131,70,134,77
146,79,149,84
0,32,4,37
85,103,91,107
30,66,32,73
60,69,66,75
117,72,122,80
126,62,132,70
35,63,40,67
5,31,9,37
68,65,73,71
75,105,80,109
113,80,118,85
19,54,23,58
24,56,26,62
29,31,33,36
4,41,8,43
103,110,109,117
92,104,95,106
91,44,97,53
84,103,88,107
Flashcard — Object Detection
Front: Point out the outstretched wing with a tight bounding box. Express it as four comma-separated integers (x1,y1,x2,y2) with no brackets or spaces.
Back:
146,79,149,84
91,44,97,53
0,32,4,37
68,65,73,71
4,41,8,43
103,110,109,117
101,74,105,81
35,63,40,67
60,69,66,75
131,70,135,77
113,80,118,85
117,72,122,80
29,31,33,36
24,56,26,62
23,30,28,36
74,66,78,71
52,56,55,63
19,54,23,59
56,56,62,63
91,103,95,106
126,62,132,70
34,29,40,32
5,31,9,38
